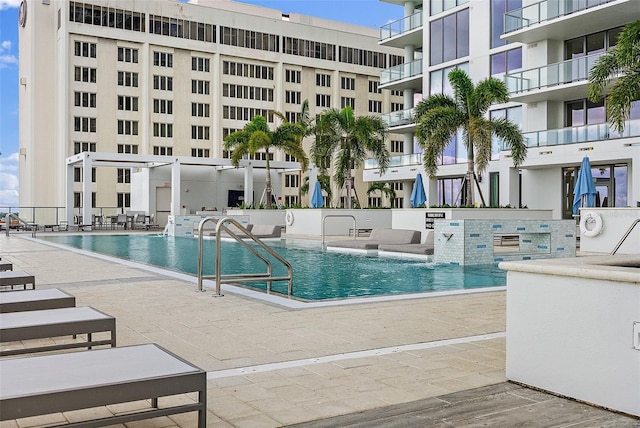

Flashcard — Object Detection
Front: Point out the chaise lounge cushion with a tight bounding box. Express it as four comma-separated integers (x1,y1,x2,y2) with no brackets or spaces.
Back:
326,228,421,250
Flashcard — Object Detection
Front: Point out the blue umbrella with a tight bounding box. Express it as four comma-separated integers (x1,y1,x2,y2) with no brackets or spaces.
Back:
410,173,427,208
572,156,597,215
311,180,324,208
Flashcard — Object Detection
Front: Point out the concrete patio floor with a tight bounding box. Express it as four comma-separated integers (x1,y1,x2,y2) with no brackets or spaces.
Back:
0,232,638,427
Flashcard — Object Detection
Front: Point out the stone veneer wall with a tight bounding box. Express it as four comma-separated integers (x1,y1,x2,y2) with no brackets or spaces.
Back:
167,215,250,237
434,219,576,265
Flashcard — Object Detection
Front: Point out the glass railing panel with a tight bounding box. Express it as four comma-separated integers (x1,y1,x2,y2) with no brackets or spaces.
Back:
380,58,423,85
381,108,415,128
501,118,640,149
505,52,603,94
504,0,612,33
380,10,423,41
365,153,422,170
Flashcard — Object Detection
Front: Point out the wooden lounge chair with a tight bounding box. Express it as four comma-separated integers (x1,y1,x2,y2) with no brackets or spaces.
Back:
0,270,35,291
0,288,76,313
0,306,116,356
0,343,207,427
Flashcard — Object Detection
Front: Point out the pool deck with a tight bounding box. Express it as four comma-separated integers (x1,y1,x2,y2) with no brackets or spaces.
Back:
1,232,638,427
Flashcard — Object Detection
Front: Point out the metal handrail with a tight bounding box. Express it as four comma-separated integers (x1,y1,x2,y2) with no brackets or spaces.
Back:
610,218,640,255
321,215,357,244
197,217,293,297
4,213,37,237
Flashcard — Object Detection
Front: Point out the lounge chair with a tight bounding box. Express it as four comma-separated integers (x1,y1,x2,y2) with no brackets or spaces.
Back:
0,288,76,313
326,228,421,253
0,343,206,427
0,261,12,271
0,270,35,291
0,306,116,356
378,231,435,256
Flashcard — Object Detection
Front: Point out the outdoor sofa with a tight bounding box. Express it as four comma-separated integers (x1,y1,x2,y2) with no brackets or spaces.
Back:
326,228,421,252
378,231,435,256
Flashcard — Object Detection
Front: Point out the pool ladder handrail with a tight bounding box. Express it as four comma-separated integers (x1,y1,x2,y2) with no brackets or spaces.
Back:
610,218,640,255
196,216,293,297
321,215,357,244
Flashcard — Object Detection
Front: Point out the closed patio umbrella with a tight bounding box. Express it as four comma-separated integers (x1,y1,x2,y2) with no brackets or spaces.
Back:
572,156,597,216
311,181,324,208
410,173,427,208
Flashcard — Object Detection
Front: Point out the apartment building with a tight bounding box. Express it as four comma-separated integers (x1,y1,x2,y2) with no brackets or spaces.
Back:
368,0,639,218
18,0,405,215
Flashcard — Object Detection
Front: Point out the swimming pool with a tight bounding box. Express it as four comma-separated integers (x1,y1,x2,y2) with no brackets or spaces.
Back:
42,235,506,301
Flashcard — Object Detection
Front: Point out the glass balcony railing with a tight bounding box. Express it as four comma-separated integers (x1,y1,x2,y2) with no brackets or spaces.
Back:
380,10,423,42
504,52,603,95
380,58,423,85
365,153,422,170
381,108,415,128
500,119,640,149
504,0,614,33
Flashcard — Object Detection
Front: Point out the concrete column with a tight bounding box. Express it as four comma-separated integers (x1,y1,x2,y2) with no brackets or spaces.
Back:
171,160,181,216
499,163,521,207
244,164,254,207
81,153,93,228
65,161,75,225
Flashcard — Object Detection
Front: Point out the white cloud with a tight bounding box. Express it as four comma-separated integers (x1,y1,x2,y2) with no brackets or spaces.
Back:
0,40,11,52
0,153,19,207
0,54,18,69
0,0,20,11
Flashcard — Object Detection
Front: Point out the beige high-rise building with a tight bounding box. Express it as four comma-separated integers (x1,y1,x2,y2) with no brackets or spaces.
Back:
19,0,404,214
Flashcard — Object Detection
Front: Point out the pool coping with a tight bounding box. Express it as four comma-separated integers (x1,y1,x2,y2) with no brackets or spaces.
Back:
26,235,506,309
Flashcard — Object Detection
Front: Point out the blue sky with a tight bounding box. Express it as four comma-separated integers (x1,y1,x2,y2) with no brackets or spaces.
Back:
0,0,400,207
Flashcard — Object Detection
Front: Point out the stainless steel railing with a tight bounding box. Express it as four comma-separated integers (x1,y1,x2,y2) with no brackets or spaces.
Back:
196,217,293,297
321,215,357,244
610,218,640,255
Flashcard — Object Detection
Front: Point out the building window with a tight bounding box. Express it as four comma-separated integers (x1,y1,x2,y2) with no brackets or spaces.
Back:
341,97,355,109
391,140,404,153
117,144,139,154
490,106,522,159
437,177,465,206
431,0,469,16
149,14,214,41
117,192,131,209
74,192,81,208
316,73,331,87
490,47,522,77
565,99,606,127
117,47,138,63
223,84,273,101
191,126,210,140
153,122,173,138
220,26,279,52
430,62,469,96
117,120,139,135
153,99,173,114
368,80,381,94
74,41,96,58
284,174,299,188
222,60,274,80
153,75,173,91
368,197,381,207
338,46,386,68
74,91,96,108
285,69,301,83
341,76,355,90
117,71,138,87
316,94,331,107
285,90,301,104
191,79,210,95
191,148,210,157
153,51,173,67
74,66,97,83
391,102,404,112
117,168,131,183
191,56,210,72
223,106,274,122
284,195,299,206
117,95,139,111
191,103,210,117
368,100,382,113
490,0,521,48
391,197,403,208
74,117,96,133
73,167,96,183
153,146,173,155
70,3,145,32
74,141,96,154
283,37,335,60
430,9,469,66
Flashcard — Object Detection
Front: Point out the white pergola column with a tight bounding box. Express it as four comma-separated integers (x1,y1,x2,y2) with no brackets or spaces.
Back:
171,160,181,216
82,153,92,228
65,162,74,225
244,164,254,207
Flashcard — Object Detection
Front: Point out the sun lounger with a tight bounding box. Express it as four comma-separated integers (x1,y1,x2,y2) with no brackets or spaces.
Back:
0,288,76,313
0,343,207,427
0,261,12,271
0,271,35,291
0,306,116,356
378,231,435,256
326,228,421,252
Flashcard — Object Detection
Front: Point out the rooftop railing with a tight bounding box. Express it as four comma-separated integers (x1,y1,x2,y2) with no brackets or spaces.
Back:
504,52,603,95
381,108,415,128
379,10,423,42
380,58,423,85
504,0,614,33
365,153,422,170
500,118,640,149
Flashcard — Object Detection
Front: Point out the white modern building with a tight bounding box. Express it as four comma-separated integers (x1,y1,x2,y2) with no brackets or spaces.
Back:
368,0,640,219
18,0,405,223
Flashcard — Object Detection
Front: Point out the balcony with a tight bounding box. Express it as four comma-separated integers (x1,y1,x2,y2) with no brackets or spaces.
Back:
365,153,422,170
504,52,604,103
380,58,423,90
501,119,640,149
502,0,636,44
379,10,423,49
381,108,416,130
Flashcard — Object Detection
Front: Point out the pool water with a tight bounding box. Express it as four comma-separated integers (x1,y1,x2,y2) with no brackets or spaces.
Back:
42,235,506,301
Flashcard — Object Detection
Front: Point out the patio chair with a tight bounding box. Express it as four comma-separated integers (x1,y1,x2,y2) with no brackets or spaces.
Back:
114,213,127,230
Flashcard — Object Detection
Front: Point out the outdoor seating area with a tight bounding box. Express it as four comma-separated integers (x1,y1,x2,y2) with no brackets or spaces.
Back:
325,228,422,253
0,262,207,427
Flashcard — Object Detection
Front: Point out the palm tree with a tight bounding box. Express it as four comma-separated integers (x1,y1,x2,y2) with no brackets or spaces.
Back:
224,116,308,209
588,19,640,133
300,175,332,204
414,68,527,206
314,106,390,209
366,182,396,208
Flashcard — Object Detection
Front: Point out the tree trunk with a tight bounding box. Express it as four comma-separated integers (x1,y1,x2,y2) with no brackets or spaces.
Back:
466,155,475,206
345,170,352,209
265,161,272,210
